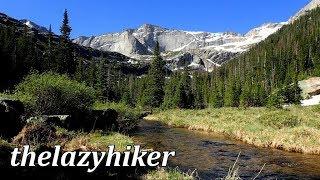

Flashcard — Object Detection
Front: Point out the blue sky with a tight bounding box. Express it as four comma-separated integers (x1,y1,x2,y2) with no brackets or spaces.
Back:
0,0,310,38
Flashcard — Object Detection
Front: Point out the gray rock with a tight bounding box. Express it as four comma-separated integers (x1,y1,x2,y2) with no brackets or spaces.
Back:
74,23,285,71
27,115,71,127
299,77,320,98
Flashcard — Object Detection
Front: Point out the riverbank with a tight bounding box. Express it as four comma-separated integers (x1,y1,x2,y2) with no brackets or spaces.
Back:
146,106,320,155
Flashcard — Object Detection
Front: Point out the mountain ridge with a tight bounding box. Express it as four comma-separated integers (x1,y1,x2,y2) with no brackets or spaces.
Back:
74,22,285,71
73,0,320,71
289,0,320,23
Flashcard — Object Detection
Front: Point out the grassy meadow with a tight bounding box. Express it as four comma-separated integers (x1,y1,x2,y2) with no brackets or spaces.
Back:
147,106,320,155
63,131,134,152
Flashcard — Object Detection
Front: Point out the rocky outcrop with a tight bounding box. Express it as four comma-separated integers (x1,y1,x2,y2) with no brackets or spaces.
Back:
299,77,320,98
26,115,71,127
69,109,118,131
20,19,49,34
26,109,119,132
74,23,285,71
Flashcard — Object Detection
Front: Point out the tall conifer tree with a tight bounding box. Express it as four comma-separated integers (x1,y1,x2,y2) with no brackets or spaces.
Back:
141,41,166,108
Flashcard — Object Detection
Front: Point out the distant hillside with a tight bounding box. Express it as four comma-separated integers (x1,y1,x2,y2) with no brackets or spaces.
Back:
0,12,149,89
214,6,320,107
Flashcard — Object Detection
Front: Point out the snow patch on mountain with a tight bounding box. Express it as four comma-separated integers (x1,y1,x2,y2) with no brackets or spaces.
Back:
74,0,320,72
20,19,49,34
289,0,320,23
74,22,285,72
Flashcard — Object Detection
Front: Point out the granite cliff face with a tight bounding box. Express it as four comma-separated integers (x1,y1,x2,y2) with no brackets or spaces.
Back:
74,23,285,71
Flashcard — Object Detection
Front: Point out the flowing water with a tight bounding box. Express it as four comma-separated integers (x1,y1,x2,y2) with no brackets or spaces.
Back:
132,120,320,180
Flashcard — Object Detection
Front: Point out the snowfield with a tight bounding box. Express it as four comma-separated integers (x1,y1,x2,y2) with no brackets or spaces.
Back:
301,95,320,106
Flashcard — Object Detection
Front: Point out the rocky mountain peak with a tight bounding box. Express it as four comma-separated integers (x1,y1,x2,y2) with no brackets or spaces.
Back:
137,24,166,32
73,22,286,72
289,0,320,23
245,22,286,37
75,1,320,72
20,19,49,34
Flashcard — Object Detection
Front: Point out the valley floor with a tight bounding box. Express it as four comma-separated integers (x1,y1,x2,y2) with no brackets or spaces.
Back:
146,106,320,155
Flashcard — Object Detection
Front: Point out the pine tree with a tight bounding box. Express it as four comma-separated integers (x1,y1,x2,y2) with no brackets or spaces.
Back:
43,25,55,71
75,57,84,82
60,10,72,40
162,73,178,109
96,58,113,100
209,70,224,108
121,75,136,106
141,41,166,108
224,75,238,107
56,9,75,75
176,70,194,108
240,80,252,107
16,25,36,76
86,60,97,88
192,72,205,109
0,27,16,89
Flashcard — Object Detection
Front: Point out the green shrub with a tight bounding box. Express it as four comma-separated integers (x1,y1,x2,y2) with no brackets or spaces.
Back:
267,83,302,108
267,89,284,108
14,72,96,115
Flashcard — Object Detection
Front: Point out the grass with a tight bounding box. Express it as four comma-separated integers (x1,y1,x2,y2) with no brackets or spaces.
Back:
0,138,13,149
147,105,320,155
143,168,195,180
63,131,134,152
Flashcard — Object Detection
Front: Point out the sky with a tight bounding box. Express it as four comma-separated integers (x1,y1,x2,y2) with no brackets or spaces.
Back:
0,0,310,38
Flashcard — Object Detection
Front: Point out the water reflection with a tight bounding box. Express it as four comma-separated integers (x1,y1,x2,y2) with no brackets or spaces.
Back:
133,120,320,179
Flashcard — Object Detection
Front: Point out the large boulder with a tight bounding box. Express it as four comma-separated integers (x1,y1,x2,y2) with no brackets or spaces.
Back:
91,109,119,131
0,99,25,138
299,77,320,98
27,115,71,128
25,109,119,132
70,109,119,132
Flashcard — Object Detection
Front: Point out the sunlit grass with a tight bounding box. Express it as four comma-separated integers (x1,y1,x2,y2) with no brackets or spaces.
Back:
147,106,320,154
64,131,134,152
144,168,195,180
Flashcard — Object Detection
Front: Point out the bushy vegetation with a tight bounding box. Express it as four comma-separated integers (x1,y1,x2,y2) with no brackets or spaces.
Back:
13,72,96,115
13,122,57,148
267,83,302,108
143,168,194,180
147,105,320,154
